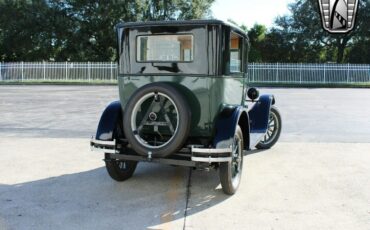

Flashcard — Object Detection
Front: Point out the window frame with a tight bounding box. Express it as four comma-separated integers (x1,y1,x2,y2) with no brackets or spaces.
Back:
229,31,244,74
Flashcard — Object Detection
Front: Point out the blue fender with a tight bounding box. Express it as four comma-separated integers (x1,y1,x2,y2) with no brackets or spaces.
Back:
248,94,275,147
96,101,123,141
213,105,250,150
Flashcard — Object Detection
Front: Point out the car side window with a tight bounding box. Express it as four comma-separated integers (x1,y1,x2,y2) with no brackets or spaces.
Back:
230,32,243,73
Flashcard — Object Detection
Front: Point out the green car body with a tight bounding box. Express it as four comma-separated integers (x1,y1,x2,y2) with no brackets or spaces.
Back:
116,20,249,141
91,20,281,195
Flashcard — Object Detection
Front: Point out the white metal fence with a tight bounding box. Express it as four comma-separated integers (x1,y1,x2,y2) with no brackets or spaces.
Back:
0,62,117,82
248,63,370,84
0,62,369,84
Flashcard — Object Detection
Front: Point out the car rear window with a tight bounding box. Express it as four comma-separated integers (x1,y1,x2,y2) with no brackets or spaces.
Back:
137,35,193,62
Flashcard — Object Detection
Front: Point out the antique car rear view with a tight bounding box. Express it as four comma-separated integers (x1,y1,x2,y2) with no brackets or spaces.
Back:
91,20,282,195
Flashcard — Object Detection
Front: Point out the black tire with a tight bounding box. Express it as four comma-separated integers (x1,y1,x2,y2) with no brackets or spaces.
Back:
256,106,282,149
105,119,138,181
219,125,244,195
123,82,191,158
105,153,138,181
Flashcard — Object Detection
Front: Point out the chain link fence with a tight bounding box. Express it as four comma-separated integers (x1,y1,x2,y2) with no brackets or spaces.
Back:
0,62,369,84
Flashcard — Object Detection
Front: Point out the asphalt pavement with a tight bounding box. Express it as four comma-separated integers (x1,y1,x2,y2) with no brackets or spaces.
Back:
0,85,369,230
1,86,369,142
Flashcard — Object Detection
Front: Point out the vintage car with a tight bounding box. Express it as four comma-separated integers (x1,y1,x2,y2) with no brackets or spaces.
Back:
91,20,282,195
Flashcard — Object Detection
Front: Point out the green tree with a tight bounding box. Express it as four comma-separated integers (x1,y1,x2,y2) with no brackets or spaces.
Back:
347,0,370,63
62,0,214,61
0,0,56,61
0,0,215,62
226,20,267,62
271,0,370,63
247,24,267,62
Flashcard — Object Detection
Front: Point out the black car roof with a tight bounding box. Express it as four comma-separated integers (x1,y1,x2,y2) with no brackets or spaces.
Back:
116,19,248,38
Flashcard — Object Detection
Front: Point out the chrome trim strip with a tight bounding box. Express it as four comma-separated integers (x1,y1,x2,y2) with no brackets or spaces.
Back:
191,147,232,154
91,146,117,154
191,156,232,163
91,139,116,146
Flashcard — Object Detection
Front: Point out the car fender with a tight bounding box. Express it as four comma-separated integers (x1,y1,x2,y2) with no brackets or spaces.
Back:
96,101,123,141
248,94,275,147
213,105,250,150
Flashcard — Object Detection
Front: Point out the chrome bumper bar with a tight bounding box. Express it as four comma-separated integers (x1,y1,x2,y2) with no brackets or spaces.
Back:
90,138,118,154
191,147,232,163
90,138,233,163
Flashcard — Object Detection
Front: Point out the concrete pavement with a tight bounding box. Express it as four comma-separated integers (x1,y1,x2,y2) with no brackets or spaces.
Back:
1,86,370,142
0,86,369,230
0,139,369,230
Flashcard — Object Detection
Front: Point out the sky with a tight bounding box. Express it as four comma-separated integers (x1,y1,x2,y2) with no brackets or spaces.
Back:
211,0,295,29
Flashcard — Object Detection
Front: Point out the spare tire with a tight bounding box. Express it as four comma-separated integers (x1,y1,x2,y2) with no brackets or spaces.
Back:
123,83,191,158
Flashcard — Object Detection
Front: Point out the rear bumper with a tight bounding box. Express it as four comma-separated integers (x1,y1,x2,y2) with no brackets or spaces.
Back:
90,138,117,154
191,147,232,163
90,138,233,164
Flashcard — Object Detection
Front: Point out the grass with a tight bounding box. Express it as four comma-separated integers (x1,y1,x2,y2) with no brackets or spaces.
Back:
248,82,370,88
0,80,117,85
1,80,370,88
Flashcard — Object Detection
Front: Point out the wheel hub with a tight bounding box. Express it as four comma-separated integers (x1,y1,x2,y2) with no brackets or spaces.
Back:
148,112,157,121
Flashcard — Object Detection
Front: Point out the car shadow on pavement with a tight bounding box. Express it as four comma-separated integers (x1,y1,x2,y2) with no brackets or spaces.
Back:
0,162,231,230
